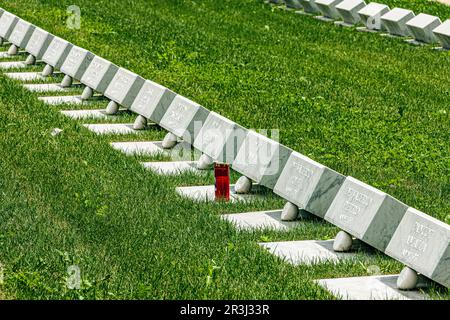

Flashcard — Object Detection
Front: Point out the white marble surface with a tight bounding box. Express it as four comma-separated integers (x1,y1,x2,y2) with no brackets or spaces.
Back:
317,275,429,300
222,210,299,231
38,95,84,105
60,108,126,120
110,141,163,156
5,71,53,81
83,123,139,135
0,61,26,69
260,240,355,265
23,83,68,93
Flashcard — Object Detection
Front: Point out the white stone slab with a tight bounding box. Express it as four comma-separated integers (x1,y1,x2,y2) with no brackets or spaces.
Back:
273,151,345,218
176,184,265,203
80,55,117,92
61,108,126,120
4,71,50,81
315,0,344,19
104,67,143,105
193,111,248,164
42,37,71,68
83,123,139,135
25,27,53,60
298,0,320,13
23,83,68,93
129,79,176,123
260,240,354,265
406,13,441,44
317,275,429,300
0,61,26,69
9,19,33,48
232,131,292,189
385,207,450,289
60,45,93,80
159,95,210,145
325,176,408,252
358,2,390,30
222,210,299,231
111,141,163,156
335,0,366,25
38,95,84,105
142,161,200,175
433,19,450,49
380,8,415,37
0,11,17,39
0,51,25,58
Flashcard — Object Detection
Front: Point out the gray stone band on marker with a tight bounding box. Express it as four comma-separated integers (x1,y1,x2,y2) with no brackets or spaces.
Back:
149,90,177,124
95,64,119,93
74,52,95,80
121,77,146,109
19,25,35,48
55,43,73,69
36,33,54,60
3,16,19,39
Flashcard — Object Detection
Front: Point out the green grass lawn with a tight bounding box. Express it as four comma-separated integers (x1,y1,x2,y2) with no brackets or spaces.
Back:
0,0,448,299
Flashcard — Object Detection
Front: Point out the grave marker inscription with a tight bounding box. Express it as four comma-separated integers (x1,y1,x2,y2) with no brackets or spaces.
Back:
193,112,248,164
273,152,345,218
405,13,442,44
232,131,292,189
159,95,210,145
129,80,176,124
324,176,408,252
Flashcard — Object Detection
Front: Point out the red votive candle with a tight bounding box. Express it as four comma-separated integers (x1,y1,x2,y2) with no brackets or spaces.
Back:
214,163,230,201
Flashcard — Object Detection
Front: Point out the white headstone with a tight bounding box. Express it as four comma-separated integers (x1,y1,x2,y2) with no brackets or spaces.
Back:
380,8,415,37
104,68,144,107
273,151,345,218
232,131,292,189
385,208,449,289
432,19,450,49
129,80,176,123
193,111,248,164
80,55,119,93
298,0,320,13
42,37,72,69
358,2,390,30
405,13,442,44
8,19,34,48
0,11,18,39
25,27,54,60
315,0,345,19
159,95,210,145
335,0,367,25
60,45,94,81
285,0,302,9
324,176,408,252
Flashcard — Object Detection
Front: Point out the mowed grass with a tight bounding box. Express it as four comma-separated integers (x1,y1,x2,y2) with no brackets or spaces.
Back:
0,0,448,299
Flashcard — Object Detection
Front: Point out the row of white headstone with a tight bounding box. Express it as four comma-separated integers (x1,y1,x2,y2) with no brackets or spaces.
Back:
270,0,450,49
0,6,448,291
